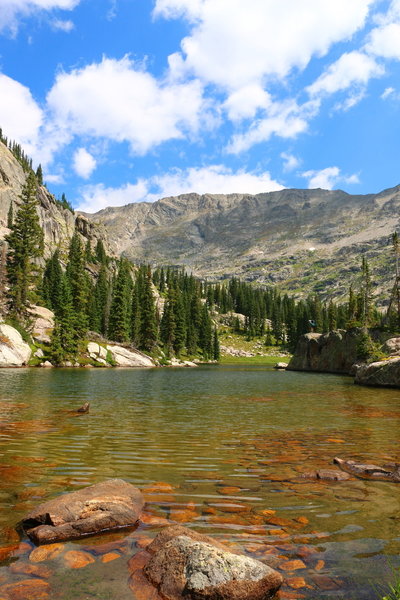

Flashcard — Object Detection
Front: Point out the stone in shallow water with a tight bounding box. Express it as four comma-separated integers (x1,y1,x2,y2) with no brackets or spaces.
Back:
29,543,64,562
144,525,283,600
21,479,144,545
63,550,95,569
0,578,50,600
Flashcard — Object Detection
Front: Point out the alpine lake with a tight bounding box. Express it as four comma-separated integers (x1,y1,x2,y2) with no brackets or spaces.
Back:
0,364,399,600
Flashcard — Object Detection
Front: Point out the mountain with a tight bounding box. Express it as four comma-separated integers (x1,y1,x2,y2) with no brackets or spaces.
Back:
0,141,110,259
83,187,400,303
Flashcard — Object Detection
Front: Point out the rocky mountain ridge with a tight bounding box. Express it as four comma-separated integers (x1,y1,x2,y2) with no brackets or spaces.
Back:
83,185,400,303
0,141,110,259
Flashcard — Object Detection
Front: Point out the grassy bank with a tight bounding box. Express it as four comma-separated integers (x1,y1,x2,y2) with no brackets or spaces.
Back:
220,354,291,365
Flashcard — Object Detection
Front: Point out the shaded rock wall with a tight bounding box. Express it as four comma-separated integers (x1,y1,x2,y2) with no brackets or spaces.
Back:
287,329,365,374
355,357,400,387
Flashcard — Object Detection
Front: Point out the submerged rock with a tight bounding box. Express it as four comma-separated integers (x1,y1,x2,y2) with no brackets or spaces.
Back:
0,323,31,367
21,479,144,545
299,469,351,482
143,525,283,600
333,457,400,483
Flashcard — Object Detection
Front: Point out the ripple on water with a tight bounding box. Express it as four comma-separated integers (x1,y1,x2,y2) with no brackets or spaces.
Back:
0,365,399,599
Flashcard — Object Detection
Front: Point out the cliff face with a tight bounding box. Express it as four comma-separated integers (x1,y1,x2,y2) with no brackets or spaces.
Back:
287,329,365,374
0,142,109,259
82,186,400,302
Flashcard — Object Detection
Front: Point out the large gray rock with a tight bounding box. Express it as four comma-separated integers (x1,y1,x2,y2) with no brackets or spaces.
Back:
287,329,365,374
0,323,31,366
21,479,144,545
354,357,400,388
381,337,400,356
106,345,154,367
28,305,54,343
143,526,283,600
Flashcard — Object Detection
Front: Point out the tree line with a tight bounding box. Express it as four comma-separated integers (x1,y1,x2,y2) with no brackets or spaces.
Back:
2,171,399,363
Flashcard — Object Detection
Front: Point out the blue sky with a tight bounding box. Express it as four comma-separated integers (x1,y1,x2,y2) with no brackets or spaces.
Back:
1,0,400,212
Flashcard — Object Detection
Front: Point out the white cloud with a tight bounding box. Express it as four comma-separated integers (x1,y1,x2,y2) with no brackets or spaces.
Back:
46,56,209,155
223,85,271,122
366,22,400,60
51,18,74,31
156,0,374,90
0,73,43,153
73,147,97,179
281,152,300,172
76,165,283,213
45,172,65,184
382,86,395,99
148,164,283,200
302,167,360,190
77,181,150,213
227,98,318,154
307,51,384,98
0,0,80,35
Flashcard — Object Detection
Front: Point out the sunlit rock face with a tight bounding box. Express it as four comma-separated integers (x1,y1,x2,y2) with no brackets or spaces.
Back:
0,323,31,366
0,142,110,259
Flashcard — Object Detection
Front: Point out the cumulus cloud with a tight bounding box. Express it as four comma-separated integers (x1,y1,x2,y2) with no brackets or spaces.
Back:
223,85,271,122
0,0,80,35
46,56,209,155
73,147,97,179
156,0,374,90
302,167,360,190
51,18,74,31
307,51,384,98
366,22,400,60
76,164,283,213
0,73,43,153
78,181,150,213
227,99,318,154
281,152,300,172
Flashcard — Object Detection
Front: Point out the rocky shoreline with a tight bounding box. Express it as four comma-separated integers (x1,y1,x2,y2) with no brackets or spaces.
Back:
287,328,400,388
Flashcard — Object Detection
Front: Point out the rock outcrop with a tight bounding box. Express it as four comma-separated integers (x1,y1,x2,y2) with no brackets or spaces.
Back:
28,305,54,343
21,479,144,544
287,329,365,374
354,357,400,387
106,344,155,367
139,525,283,600
0,140,110,259
0,323,31,366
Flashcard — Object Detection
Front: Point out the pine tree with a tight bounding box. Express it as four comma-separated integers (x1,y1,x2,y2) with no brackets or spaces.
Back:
6,172,44,315
36,164,43,186
213,327,220,360
49,274,78,364
41,249,63,313
139,266,158,352
66,232,89,337
160,287,176,356
108,259,132,342
7,202,13,229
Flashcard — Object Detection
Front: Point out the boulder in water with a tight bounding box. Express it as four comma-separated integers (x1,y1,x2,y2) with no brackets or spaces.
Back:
143,525,283,600
21,479,144,544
